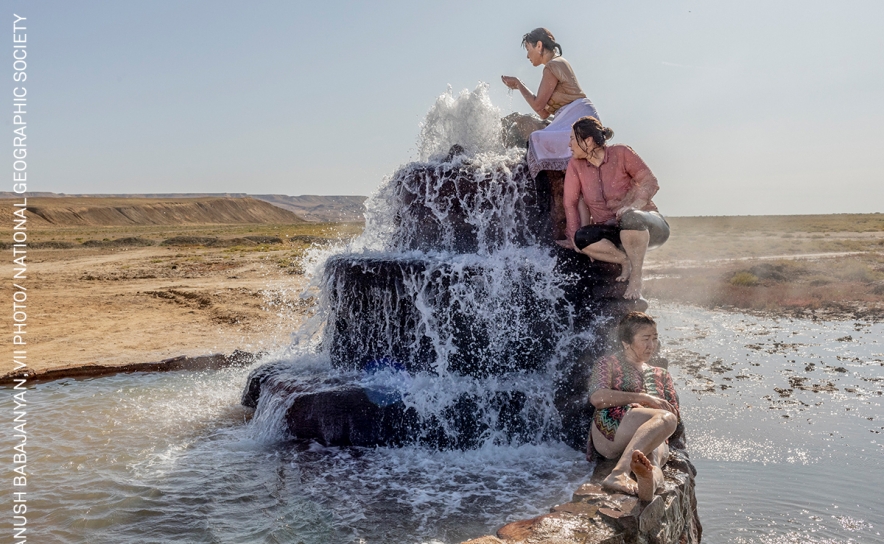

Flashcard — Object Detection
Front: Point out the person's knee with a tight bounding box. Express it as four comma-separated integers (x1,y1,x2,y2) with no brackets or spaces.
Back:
626,407,660,425
619,210,649,231
658,411,678,435
574,227,603,250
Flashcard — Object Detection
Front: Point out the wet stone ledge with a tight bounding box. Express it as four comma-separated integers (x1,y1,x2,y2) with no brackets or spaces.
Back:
0,349,261,385
462,447,701,544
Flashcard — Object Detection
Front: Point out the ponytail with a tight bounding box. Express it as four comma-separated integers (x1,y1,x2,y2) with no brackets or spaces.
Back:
521,28,562,57
573,116,614,148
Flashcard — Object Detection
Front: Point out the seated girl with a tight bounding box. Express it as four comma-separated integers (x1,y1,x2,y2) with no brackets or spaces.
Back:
588,312,680,501
561,116,669,300
501,27,600,178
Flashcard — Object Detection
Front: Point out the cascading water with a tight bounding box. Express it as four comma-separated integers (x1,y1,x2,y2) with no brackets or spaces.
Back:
244,84,632,451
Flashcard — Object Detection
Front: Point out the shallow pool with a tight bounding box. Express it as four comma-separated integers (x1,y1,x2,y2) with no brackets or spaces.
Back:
3,304,882,543
657,304,883,543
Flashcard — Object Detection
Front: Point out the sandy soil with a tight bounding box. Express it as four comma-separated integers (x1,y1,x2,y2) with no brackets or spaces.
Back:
1,244,312,376
642,216,884,320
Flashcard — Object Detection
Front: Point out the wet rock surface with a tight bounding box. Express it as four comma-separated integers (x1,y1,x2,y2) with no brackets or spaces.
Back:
241,149,654,449
322,251,637,377
1,349,260,384
464,447,700,544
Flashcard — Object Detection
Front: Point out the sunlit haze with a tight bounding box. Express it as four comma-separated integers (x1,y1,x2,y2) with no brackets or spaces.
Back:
17,0,884,216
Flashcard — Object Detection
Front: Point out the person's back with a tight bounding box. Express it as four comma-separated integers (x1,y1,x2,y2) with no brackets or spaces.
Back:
544,57,586,115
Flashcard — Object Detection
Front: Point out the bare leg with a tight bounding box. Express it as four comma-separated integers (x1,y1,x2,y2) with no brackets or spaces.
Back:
580,239,630,281
619,229,650,299
594,408,677,496
578,199,592,227
648,441,670,493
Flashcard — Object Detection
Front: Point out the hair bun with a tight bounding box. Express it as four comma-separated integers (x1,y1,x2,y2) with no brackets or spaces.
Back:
602,127,614,140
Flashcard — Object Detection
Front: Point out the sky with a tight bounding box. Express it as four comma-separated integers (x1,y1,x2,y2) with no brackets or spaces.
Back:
12,0,884,216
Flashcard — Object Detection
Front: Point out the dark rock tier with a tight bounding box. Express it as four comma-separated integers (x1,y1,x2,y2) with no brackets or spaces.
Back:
244,149,652,451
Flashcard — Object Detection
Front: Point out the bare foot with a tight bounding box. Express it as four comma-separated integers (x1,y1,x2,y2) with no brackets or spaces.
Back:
630,450,655,502
623,276,642,299
615,260,632,282
601,471,637,496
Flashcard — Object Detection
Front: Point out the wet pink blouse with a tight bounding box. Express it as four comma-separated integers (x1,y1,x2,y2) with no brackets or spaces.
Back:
563,144,659,242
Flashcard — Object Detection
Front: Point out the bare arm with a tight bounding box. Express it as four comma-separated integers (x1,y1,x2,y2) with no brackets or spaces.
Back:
590,389,676,414
614,147,660,218
501,67,558,118
563,161,583,247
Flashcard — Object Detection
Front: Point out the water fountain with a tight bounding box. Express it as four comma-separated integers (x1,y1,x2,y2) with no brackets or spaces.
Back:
242,85,700,542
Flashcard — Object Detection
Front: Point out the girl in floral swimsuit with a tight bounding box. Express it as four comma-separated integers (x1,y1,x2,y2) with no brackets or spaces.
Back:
587,312,680,501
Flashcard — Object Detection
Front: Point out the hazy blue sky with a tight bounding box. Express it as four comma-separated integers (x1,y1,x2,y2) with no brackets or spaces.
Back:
15,1,884,215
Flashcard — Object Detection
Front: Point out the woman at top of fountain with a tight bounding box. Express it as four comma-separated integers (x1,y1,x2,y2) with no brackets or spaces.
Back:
500,28,601,178
560,116,669,300
588,311,679,501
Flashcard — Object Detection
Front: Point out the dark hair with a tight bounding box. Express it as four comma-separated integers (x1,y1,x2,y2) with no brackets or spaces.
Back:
521,27,562,56
618,312,657,345
573,116,614,149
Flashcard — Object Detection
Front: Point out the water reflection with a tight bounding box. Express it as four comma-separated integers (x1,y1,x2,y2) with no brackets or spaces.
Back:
656,303,883,543
3,366,585,543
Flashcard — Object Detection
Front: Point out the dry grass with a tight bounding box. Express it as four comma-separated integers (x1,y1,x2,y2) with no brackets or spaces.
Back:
5,220,363,245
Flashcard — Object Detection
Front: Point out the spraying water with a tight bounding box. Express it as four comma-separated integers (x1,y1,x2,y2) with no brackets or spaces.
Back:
246,84,598,449
417,84,507,161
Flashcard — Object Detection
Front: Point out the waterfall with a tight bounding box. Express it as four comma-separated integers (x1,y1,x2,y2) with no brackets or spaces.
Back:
245,84,617,449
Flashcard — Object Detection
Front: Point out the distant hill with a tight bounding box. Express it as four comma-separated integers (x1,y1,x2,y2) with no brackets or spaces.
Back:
5,197,307,228
0,193,367,223
251,195,366,223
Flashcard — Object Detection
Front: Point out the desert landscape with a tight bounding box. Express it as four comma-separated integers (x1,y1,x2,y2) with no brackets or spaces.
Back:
644,214,884,319
2,197,882,378
1,196,362,377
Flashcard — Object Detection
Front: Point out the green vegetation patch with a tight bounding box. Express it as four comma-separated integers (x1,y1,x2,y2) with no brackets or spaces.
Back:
730,271,760,286
82,237,155,248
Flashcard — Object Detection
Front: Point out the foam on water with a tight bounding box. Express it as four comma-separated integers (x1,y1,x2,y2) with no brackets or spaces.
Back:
2,361,591,542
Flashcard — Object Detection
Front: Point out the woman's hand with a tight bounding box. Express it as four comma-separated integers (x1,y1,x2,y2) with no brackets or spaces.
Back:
500,75,522,90
635,393,675,414
555,238,576,251
614,205,634,219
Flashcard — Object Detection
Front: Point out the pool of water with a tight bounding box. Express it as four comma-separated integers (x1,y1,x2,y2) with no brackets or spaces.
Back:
3,304,882,543
3,364,587,544
656,304,883,543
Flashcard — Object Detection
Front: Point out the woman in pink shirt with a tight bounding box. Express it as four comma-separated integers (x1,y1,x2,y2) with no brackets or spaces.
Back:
561,116,669,300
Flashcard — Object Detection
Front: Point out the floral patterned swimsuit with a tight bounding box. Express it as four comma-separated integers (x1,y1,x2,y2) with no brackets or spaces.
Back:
588,354,680,442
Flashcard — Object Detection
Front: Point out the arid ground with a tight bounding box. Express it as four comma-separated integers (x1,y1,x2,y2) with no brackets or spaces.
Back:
2,198,882,377
643,214,884,320
1,197,361,377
